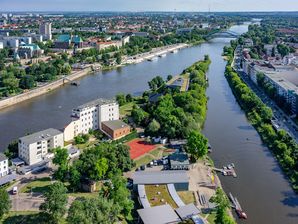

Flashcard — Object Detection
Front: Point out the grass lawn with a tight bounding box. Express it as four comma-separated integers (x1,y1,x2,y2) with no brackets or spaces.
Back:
120,102,135,116
134,154,154,169
1,211,67,224
20,177,52,194
177,191,196,204
148,147,163,157
206,212,216,224
67,192,99,198
145,184,177,209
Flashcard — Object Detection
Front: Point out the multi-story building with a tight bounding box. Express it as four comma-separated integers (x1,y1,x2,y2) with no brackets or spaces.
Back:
54,34,83,49
0,153,8,177
242,58,298,115
18,43,43,59
39,22,52,40
18,128,64,165
64,99,119,141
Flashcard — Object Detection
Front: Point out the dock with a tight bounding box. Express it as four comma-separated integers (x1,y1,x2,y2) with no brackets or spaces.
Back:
212,164,237,177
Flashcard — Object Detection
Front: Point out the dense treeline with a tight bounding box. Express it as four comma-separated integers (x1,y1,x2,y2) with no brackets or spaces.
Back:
224,44,298,192
0,58,71,98
52,143,134,223
129,56,210,139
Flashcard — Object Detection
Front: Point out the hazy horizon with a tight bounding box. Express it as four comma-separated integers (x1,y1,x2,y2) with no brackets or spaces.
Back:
1,0,298,12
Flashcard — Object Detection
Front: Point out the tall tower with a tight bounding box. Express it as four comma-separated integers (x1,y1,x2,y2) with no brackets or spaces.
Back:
39,22,52,40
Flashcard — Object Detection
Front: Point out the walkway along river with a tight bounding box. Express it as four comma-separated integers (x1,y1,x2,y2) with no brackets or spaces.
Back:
0,24,297,223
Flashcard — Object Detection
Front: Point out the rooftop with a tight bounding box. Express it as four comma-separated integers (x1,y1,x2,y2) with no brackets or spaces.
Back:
19,128,62,144
175,203,200,220
76,98,116,110
102,120,129,131
133,170,189,185
137,204,181,224
169,153,190,166
0,153,7,162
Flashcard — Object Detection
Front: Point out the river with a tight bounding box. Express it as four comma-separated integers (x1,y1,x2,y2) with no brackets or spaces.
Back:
0,24,297,223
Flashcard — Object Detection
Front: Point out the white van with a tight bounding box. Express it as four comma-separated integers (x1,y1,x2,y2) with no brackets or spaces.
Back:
12,186,18,195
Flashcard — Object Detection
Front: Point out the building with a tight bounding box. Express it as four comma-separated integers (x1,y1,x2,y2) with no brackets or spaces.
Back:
0,41,3,49
0,153,8,177
18,43,43,59
64,99,119,141
101,120,131,140
54,34,83,49
175,204,201,221
137,205,181,224
39,22,52,40
169,153,190,170
18,128,64,165
133,170,189,191
242,58,298,115
96,41,122,51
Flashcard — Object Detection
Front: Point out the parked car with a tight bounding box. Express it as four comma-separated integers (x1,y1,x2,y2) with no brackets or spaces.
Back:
12,186,18,195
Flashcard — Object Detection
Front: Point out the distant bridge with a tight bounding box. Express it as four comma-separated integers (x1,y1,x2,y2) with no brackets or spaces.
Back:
207,30,240,38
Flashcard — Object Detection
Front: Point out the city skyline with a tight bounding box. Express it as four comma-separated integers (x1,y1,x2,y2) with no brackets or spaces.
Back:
1,0,298,12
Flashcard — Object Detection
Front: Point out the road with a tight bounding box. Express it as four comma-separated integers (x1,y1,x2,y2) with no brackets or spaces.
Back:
233,46,298,143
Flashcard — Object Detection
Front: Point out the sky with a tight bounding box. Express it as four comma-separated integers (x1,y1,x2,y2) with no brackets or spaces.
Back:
1,0,298,12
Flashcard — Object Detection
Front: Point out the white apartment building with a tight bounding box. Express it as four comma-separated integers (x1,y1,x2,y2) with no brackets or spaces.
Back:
0,153,8,177
64,99,119,141
18,128,64,165
39,22,52,40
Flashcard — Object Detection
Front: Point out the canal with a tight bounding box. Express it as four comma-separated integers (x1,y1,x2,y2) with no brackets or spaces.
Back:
0,24,297,223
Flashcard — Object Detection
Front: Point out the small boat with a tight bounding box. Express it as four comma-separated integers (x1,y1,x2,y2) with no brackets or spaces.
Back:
71,81,80,86
229,193,248,219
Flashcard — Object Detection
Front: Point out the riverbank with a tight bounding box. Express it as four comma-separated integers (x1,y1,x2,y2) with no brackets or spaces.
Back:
0,43,189,111
124,43,189,64
224,44,298,193
0,68,92,110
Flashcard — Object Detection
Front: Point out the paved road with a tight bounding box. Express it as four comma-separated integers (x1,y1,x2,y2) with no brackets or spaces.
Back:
233,46,298,143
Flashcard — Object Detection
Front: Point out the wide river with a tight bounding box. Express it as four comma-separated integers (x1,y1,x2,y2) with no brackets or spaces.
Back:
0,24,297,223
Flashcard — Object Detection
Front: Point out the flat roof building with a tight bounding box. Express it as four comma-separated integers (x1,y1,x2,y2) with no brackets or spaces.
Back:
137,204,181,224
101,120,130,140
133,170,189,191
169,153,190,170
18,128,64,165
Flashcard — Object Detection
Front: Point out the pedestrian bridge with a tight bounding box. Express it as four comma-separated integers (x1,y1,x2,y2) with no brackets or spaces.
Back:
207,30,240,38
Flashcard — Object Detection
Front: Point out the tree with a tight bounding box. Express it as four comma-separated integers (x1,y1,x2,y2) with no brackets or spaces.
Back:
277,44,290,58
40,182,68,223
210,188,236,224
116,93,126,106
19,75,36,89
167,75,173,81
4,140,18,159
125,93,133,102
0,188,11,219
53,147,69,182
131,107,148,125
186,131,208,159
145,119,160,136
53,147,68,167
115,52,122,65
67,196,121,224
100,174,134,221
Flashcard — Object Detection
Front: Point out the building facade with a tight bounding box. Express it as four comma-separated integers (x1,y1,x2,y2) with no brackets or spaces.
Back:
101,120,131,140
39,22,52,40
0,154,8,177
18,128,64,165
64,99,119,141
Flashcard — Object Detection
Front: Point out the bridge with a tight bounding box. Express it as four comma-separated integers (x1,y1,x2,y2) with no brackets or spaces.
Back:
206,30,240,38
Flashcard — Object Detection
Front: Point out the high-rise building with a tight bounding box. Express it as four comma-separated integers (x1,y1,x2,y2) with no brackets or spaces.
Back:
39,22,52,40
